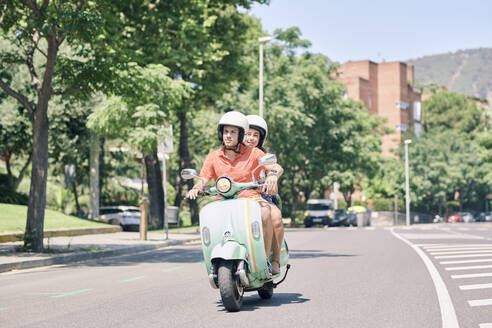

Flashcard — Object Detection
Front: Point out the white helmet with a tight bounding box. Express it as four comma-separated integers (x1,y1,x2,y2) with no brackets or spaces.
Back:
246,114,268,148
217,111,249,146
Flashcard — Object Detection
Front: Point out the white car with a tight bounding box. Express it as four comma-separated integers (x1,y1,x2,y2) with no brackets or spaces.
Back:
99,206,141,231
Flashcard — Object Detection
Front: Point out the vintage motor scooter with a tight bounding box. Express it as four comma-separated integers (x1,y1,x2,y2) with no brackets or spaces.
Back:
181,154,290,312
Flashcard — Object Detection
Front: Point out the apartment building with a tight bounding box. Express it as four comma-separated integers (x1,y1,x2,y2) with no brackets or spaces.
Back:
336,60,422,156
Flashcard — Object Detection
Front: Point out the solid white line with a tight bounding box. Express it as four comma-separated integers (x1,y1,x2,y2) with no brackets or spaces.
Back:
430,250,492,255
435,253,492,259
469,299,492,307
390,228,459,328
479,323,492,328
365,227,376,230
445,264,492,271
451,272,492,279
440,259,492,265
459,283,492,290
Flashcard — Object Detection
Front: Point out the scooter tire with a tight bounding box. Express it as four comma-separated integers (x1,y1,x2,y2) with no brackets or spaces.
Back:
257,281,274,299
218,261,243,312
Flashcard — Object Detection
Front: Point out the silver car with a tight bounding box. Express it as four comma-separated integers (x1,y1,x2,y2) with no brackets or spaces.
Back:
99,206,141,231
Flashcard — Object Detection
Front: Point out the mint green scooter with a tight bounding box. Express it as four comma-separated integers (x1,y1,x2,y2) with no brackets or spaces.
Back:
181,154,290,312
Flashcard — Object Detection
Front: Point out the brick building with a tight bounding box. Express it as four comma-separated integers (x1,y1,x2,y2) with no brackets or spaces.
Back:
336,60,422,156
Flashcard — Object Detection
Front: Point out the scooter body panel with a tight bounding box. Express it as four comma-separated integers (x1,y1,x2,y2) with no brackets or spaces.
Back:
200,198,271,286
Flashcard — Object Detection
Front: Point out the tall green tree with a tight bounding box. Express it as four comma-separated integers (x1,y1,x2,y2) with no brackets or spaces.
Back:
0,0,151,251
98,0,267,224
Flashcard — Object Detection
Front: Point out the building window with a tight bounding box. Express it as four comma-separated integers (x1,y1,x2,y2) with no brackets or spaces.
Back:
396,101,409,110
396,124,408,132
414,101,421,121
368,91,372,109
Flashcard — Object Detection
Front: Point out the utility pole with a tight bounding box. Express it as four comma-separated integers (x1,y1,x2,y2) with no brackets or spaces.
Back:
405,139,412,226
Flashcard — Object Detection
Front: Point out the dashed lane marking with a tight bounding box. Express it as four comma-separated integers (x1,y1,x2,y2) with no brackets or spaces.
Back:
163,266,182,273
479,324,492,328
451,272,492,279
119,276,146,283
426,247,492,252
468,299,492,307
52,289,92,298
459,283,492,291
445,264,492,271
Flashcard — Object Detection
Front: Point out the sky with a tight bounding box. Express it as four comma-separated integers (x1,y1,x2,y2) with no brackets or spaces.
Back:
249,0,492,63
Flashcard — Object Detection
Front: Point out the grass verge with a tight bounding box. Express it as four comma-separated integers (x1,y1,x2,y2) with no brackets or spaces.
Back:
0,203,109,233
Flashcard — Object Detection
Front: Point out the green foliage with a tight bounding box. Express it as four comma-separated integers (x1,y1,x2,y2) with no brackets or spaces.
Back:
0,174,28,204
423,91,485,135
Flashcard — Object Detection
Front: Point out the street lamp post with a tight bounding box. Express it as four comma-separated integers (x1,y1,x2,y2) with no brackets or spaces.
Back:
404,139,412,226
259,36,273,118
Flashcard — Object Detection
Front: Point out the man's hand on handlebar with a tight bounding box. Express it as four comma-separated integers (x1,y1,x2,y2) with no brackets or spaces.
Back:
186,187,201,200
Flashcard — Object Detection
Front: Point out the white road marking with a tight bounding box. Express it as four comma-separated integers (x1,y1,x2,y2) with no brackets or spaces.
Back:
423,244,492,249
398,233,484,240
364,227,376,230
390,228,459,328
440,258,492,265
479,324,492,328
426,247,492,252
435,253,492,259
430,250,492,255
468,299,492,307
459,283,492,291
445,264,492,271
451,272,492,279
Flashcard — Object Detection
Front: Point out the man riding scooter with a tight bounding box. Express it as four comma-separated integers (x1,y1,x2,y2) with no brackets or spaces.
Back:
186,111,279,272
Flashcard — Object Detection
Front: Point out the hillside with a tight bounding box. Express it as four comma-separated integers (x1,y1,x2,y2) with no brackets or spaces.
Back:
408,48,492,107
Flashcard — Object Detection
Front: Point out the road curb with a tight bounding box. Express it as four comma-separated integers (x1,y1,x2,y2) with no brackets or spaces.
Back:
0,236,201,273
0,226,122,243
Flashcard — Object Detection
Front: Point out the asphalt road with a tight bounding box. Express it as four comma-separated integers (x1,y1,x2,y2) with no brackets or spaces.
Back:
1,223,492,328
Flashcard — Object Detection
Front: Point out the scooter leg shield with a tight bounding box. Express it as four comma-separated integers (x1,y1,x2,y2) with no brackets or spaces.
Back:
211,242,247,262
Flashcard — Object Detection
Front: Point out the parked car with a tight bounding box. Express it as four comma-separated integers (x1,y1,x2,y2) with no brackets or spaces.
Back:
477,212,492,222
446,212,462,223
460,212,475,223
99,206,141,231
332,209,350,227
347,206,371,227
304,199,333,227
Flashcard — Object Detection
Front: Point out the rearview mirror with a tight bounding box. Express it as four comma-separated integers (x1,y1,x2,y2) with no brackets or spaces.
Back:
181,168,198,180
259,154,277,166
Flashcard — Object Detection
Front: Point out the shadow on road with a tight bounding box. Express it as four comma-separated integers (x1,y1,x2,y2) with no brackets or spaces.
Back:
288,249,356,259
64,246,204,269
217,293,310,312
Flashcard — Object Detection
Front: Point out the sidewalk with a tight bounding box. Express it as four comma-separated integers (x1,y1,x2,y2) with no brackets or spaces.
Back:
0,228,201,273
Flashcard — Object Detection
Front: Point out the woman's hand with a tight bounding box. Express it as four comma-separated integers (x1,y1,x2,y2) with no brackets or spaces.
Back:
263,174,278,195
186,187,201,200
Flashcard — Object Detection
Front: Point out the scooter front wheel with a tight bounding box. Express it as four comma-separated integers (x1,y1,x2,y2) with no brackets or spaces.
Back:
218,261,244,312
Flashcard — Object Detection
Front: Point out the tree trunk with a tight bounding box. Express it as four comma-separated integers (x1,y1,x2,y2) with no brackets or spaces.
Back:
174,110,198,225
24,33,58,252
72,180,81,217
289,174,299,221
144,152,164,229
99,137,105,207
89,133,100,219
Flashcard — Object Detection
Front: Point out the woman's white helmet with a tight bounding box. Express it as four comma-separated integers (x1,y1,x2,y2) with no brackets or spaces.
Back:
217,111,249,146
246,114,268,148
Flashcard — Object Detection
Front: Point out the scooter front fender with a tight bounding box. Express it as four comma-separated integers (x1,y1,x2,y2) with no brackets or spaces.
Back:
211,241,247,263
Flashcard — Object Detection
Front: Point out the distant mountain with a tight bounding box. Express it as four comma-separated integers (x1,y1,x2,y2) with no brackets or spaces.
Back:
408,48,492,108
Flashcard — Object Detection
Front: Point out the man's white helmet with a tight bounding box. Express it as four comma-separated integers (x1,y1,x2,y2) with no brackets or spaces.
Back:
217,111,249,146
246,114,268,148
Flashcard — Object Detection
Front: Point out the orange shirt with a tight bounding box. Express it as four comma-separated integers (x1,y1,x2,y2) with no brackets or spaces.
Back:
200,145,265,198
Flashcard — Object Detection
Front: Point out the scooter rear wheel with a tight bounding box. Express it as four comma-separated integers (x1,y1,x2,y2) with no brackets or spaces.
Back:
218,261,244,312
257,281,274,299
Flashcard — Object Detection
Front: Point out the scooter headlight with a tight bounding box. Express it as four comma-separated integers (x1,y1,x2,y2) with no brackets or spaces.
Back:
202,227,211,245
216,177,232,193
